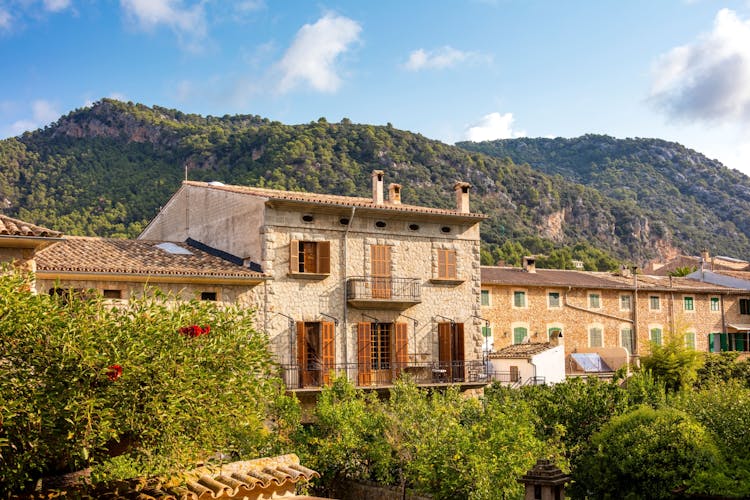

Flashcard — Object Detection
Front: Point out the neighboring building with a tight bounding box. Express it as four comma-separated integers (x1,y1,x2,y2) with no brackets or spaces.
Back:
34,236,265,303
0,214,63,271
646,250,749,276
139,171,488,389
488,337,565,386
480,257,746,360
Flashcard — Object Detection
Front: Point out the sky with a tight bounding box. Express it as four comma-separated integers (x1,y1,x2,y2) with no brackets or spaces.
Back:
3,0,750,174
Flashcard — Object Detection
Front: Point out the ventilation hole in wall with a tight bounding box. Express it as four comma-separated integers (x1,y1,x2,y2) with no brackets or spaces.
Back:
302,214,314,223
375,221,387,228
409,223,420,231
441,226,452,233
339,217,350,225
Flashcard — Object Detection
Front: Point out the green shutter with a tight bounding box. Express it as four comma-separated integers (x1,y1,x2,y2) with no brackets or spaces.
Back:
720,333,729,352
513,327,527,344
708,333,715,352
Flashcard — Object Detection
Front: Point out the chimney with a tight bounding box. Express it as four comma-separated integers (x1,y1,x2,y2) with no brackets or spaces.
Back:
372,170,384,205
522,256,536,273
701,250,710,262
454,182,471,213
388,183,401,204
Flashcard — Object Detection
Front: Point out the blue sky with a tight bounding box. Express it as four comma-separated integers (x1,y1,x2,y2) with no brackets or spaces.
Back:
3,1,750,174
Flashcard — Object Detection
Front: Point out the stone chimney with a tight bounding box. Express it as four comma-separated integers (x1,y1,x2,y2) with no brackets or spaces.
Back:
372,170,384,205
549,329,563,347
388,183,401,204
454,182,471,213
523,256,536,273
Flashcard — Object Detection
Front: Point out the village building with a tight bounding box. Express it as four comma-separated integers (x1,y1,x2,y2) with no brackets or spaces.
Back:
0,214,62,271
480,257,748,367
645,250,749,276
138,171,488,389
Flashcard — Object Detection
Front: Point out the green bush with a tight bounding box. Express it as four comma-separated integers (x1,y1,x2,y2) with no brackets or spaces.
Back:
0,267,298,494
573,406,721,499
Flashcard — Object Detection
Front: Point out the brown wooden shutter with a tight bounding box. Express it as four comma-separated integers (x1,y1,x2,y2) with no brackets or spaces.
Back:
289,240,299,274
438,322,451,369
394,322,409,379
318,241,331,274
447,250,457,278
296,321,306,388
357,322,372,386
453,323,465,381
321,321,335,385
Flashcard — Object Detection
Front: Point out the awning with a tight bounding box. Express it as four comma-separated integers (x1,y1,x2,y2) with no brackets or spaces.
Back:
570,353,611,373
727,324,750,332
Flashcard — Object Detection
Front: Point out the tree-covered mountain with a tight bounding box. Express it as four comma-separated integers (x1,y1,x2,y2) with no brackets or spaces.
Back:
457,135,750,262
0,100,745,270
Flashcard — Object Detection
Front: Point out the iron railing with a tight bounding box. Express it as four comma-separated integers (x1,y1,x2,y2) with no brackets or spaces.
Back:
346,276,421,302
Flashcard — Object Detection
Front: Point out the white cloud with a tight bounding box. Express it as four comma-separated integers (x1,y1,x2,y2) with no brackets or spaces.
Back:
0,8,12,31
8,99,59,136
404,46,480,71
42,0,71,12
277,13,362,93
464,112,526,142
650,8,750,123
120,0,207,51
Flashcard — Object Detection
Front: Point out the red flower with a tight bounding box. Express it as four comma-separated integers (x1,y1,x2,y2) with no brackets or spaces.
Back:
179,324,210,338
107,364,123,381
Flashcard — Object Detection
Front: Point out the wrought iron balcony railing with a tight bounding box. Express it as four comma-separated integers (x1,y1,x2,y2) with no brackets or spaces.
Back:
346,276,421,309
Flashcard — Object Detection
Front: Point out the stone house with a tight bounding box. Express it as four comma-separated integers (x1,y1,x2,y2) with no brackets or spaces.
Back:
480,257,747,362
139,171,488,389
487,340,565,386
0,214,63,271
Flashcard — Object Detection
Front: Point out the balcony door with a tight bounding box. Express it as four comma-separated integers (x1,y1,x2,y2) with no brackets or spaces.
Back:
371,245,392,299
296,321,335,388
357,322,408,385
438,322,465,382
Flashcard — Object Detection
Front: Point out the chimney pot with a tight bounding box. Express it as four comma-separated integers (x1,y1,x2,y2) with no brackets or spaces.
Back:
522,256,536,273
372,170,384,205
388,183,401,204
454,181,471,213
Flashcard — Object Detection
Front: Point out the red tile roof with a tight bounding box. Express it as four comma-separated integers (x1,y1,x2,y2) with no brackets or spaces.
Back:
489,342,554,359
35,237,265,280
184,181,488,220
0,214,62,238
480,266,743,293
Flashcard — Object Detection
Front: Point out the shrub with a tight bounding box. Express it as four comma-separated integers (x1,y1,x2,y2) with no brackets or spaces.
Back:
0,267,298,494
573,406,721,499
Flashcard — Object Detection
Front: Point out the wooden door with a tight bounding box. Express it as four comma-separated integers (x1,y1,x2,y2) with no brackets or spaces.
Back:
393,322,409,379
321,321,335,385
438,322,465,382
371,245,391,299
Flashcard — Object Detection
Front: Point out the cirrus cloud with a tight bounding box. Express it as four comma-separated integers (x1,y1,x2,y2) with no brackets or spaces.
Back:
120,0,207,52
464,112,526,142
276,13,362,94
650,8,750,124
404,46,484,71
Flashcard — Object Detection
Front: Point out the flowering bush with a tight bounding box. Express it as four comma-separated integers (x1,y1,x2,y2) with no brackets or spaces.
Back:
0,267,299,495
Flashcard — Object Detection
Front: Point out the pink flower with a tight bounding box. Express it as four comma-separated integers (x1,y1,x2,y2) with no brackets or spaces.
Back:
107,364,123,381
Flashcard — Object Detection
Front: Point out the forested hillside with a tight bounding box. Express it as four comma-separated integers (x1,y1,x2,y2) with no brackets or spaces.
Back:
458,135,750,261
1,100,746,269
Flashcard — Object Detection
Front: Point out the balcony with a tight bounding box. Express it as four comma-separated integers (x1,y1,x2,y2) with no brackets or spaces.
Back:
346,276,421,310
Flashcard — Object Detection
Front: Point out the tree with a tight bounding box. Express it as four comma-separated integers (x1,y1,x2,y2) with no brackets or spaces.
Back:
641,330,704,392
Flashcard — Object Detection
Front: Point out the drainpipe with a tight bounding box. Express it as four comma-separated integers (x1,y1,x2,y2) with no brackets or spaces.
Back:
720,294,727,352
632,267,639,363
342,207,356,372
668,276,675,335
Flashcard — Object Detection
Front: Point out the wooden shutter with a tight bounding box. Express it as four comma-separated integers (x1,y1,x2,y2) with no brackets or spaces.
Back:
371,245,391,298
452,323,465,381
394,322,409,379
438,322,451,369
357,322,372,386
321,321,335,385
289,240,300,273
296,321,306,388
317,241,331,274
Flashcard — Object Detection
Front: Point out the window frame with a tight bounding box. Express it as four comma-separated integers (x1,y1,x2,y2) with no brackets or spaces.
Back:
547,291,561,309
588,292,601,310
620,326,634,355
290,240,331,278
437,248,457,280
650,326,663,345
480,289,491,307
619,294,632,312
685,331,696,350
683,296,695,312
710,296,720,312
512,325,529,344
740,298,750,315
588,325,604,348
513,290,527,309
649,295,661,311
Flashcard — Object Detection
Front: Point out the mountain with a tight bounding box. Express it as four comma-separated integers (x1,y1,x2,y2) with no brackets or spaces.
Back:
456,135,750,262
0,99,743,269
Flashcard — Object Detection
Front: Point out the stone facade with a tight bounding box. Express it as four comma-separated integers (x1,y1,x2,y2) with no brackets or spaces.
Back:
139,174,486,387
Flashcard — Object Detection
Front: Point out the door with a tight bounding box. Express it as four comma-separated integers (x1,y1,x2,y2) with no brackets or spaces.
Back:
371,322,392,384
371,245,391,299
438,322,465,382
296,321,335,387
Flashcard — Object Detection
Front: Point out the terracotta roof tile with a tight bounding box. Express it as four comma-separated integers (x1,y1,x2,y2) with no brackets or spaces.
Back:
489,342,554,359
480,266,743,293
185,181,488,219
0,214,62,238
35,237,265,279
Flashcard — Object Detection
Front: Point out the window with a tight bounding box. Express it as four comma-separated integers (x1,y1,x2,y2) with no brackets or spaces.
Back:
437,249,457,279
649,295,661,311
103,289,122,299
548,326,563,341
621,327,634,354
685,331,696,350
620,295,632,311
740,298,750,315
513,291,527,308
684,296,694,311
513,326,528,344
589,293,601,309
710,297,720,312
200,291,217,301
650,327,663,345
589,326,603,347
290,240,330,275
480,289,490,306
548,292,561,308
